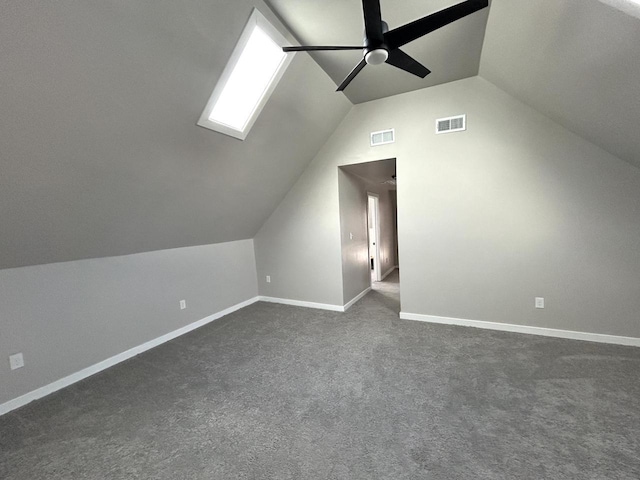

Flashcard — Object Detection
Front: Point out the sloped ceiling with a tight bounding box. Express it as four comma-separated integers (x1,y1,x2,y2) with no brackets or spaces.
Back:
0,0,351,269
3,1,639,270
266,0,490,104
480,0,640,169
269,0,640,169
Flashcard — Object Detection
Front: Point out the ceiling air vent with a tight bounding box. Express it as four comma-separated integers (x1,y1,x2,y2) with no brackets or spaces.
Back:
370,128,395,147
436,114,466,134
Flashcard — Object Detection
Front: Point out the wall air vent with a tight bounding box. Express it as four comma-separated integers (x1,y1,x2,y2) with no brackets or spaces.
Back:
436,114,466,134
370,128,395,146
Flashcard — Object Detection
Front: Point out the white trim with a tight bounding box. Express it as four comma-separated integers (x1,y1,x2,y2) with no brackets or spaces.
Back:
0,296,260,416
381,266,397,281
343,287,371,311
399,312,640,347
197,8,294,140
259,287,371,313
367,193,382,283
259,296,344,312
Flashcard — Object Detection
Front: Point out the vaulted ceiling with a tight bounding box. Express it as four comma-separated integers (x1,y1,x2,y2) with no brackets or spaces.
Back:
268,0,640,168
480,0,640,169
266,0,491,104
0,0,350,269
1,0,639,269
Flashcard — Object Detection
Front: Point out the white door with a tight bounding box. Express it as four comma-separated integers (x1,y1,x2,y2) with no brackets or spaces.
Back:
368,194,381,282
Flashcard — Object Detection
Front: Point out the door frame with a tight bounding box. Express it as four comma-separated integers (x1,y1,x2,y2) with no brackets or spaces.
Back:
367,192,381,283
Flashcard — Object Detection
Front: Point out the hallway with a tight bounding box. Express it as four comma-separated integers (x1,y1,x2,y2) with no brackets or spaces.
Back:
369,268,400,315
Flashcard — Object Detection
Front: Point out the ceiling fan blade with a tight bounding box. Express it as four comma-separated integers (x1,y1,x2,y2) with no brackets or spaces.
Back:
283,46,363,52
337,59,367,92
385,49,431,78
384,0,488,50
362,0,384,44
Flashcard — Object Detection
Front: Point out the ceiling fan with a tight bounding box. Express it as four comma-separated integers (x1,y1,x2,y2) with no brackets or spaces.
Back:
282,0,489,91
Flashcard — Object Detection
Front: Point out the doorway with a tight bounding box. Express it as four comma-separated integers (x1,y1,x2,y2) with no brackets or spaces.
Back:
337,158,398,302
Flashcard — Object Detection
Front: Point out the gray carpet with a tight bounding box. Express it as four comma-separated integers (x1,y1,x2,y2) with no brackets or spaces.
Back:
1,270,640,479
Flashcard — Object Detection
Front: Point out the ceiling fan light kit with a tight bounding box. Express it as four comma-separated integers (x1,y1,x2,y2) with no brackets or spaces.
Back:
365,49,388,65
282,0,489,91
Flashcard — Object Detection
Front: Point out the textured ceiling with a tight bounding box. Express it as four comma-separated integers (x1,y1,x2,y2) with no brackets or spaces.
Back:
480,0,640,169
266,0,490,104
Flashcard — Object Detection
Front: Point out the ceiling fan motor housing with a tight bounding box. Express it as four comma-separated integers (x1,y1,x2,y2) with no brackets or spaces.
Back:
364,20,389,65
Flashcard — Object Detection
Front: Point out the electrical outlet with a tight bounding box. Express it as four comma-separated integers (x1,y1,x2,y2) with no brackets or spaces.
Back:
535,297,545,309
266,276,271,283
9,353,24,370
349,233,354,240
180,300,187,310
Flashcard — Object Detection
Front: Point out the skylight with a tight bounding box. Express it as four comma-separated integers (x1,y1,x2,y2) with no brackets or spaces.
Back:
600,0,640,18
208,27,285,131
198,9,292,140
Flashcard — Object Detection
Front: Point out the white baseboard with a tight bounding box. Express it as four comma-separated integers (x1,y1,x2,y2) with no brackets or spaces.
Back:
259,288,372,313
399,312,640,347
0,296,260,417
343,287,371,311
258,296,344,312
381,266,398,281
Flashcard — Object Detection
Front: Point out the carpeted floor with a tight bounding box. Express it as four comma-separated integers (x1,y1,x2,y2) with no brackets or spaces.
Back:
1,270,640,479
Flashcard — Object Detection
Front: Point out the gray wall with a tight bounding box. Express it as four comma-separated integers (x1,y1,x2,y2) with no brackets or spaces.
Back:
390,190,399,266
255,76,640,338
253,140,346,306
0,240,258,405
0,0,351,269
338,170,370,304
